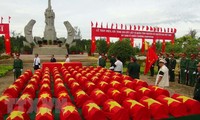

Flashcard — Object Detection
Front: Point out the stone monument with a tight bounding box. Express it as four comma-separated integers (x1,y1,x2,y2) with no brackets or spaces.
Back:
44,0,57,43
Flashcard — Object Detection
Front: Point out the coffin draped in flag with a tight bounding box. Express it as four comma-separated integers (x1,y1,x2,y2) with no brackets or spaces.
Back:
103,99,129,120
82,100,106,120
6,106,30,120
135,86,152,100
144,47,158,75
120,87,138,100
172,94,200,115
107,88,124,104
156,95,188,117
59,102,81,120
74,89,90,108
90,88,108,106
123,98,151,120
148,85,170,99
139,96,169,119
36,104,54,120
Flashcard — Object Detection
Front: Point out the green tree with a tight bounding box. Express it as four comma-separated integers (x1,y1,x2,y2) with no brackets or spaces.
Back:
96,39,109,54
107,40,135,64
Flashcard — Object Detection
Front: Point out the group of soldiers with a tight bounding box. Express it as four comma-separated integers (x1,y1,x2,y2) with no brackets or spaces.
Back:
156,52,200,87
180,52,200,86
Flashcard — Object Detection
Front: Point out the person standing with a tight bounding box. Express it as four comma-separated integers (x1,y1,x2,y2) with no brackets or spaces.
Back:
65,54,70,62
188,54,198,86
99,54,106,67
169,53,176,82
150,62,155,77
114,56,123,73
97,53,102,66
13,53,23,80
33,54,41,70
164,53,170,69
50,54,56,62
180,53,188,85
109,55,116,70
155,59,169,88
127,56,140,79
193,62,200,101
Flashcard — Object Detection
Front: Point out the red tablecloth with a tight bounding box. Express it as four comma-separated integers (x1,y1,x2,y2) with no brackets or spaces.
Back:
42,62,82,71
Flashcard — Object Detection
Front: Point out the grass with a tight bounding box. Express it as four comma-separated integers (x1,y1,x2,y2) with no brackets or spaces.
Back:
0,65,13,77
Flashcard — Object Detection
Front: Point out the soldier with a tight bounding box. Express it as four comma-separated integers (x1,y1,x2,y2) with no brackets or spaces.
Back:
109,54,116,70
13,53,23,80
99,54,106,68
164,53,170,69
188,54,198,86
150,62,155,77
169,53,176,82
180,53,189,85
194,62,200,101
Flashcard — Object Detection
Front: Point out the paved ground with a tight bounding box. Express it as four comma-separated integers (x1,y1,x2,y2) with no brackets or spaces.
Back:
0,54,195,98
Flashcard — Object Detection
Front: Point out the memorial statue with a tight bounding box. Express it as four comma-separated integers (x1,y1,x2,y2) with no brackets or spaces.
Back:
63,21,75,47
24,19,37,45
44,0,57,42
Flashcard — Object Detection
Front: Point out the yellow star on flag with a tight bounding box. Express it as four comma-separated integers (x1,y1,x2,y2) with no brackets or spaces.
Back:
108,101,121,111
63,105,76,113
113,75,119,79
0,95,9,101
164,97,180,106
9,111,24,119
91,77,98,81
40,93,50,99
37,107,51,116
42,84,49,88
100,81,107,86
20,94,30,100
139,87,149,93
124,88,134,96
59,93,67,98
124,80,131,85
127,99,144,109
86,103,100,112
143,98,161,109
76,91,86,97
152,86,161,91
136,79,141,84
112,90,120,96
111,81,120,86
26,84,34,89
68,78,75,81
87,82,95,87
57,83,65,87
72,82,79,87
177,96,193,103
95,90,104,96
9,85,18,91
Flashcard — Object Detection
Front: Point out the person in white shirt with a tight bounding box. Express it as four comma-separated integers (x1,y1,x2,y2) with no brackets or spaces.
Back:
114,56,123,73
33,54,41,70
155,59,169,88
65,54,70,62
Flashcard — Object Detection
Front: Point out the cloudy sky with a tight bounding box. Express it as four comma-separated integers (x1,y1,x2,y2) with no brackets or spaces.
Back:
0,0,200,40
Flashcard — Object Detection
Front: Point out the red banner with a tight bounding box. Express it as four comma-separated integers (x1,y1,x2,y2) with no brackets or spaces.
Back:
0,23,11,54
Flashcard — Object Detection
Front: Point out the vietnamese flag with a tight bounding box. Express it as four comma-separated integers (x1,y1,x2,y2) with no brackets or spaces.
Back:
172,94,200,115
74,89,90,108
90,76,100,83
110,80,123,90
135,86,152,100
103,99,129,120
70,82,81,95
107,88,124,104
97,81,110,93
122,80,135,89
60,102,81,120
144,47,158,75
16,93,34,112
84,81,96,95
101,75,110,82
3,84,20,98
120,87,138,100
0,94,14,115
90,89,108,106
123,98,150,120
90,36,96,54
36,105,54,120
139,96,169,119
82,100,106,120
156,95,188,117
6,108,30,120
148,85,170,99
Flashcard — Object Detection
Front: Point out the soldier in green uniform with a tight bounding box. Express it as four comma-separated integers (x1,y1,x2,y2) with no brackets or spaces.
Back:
180,53,189,84
169,53,176,82
193,62,200,101
127,56,140,79
109,55,116,70
13,53,23,80
188,54,198,86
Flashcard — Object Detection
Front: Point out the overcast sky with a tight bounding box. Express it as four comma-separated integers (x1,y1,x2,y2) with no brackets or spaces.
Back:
0,0,200,40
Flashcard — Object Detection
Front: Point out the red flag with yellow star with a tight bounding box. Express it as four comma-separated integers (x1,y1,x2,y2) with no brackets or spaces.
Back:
82,100,106,120
144,47,158,75
123,98,151,120
135,86,153,100
172,94,200,115
90,88,108,106
132,79,148,88
74,89,90,108
156,95,188,117
6,106,30,120
35,104,54,120
103,99,129,120
109,80,123,90
84,81,96,95
107,88,124,104
148,85,170,99
0,94,14,115
97,81,110,93
139,96,169,119
120,87,138,100
60,102,81,120
3,84,20,98
122,80,135,89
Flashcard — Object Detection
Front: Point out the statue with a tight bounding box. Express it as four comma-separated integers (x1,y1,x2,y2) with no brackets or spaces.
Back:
24,19,37,45
44,0,57,42
63,21,75,47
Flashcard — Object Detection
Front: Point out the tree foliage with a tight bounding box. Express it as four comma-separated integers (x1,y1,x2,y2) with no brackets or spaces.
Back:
96,39,109,54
